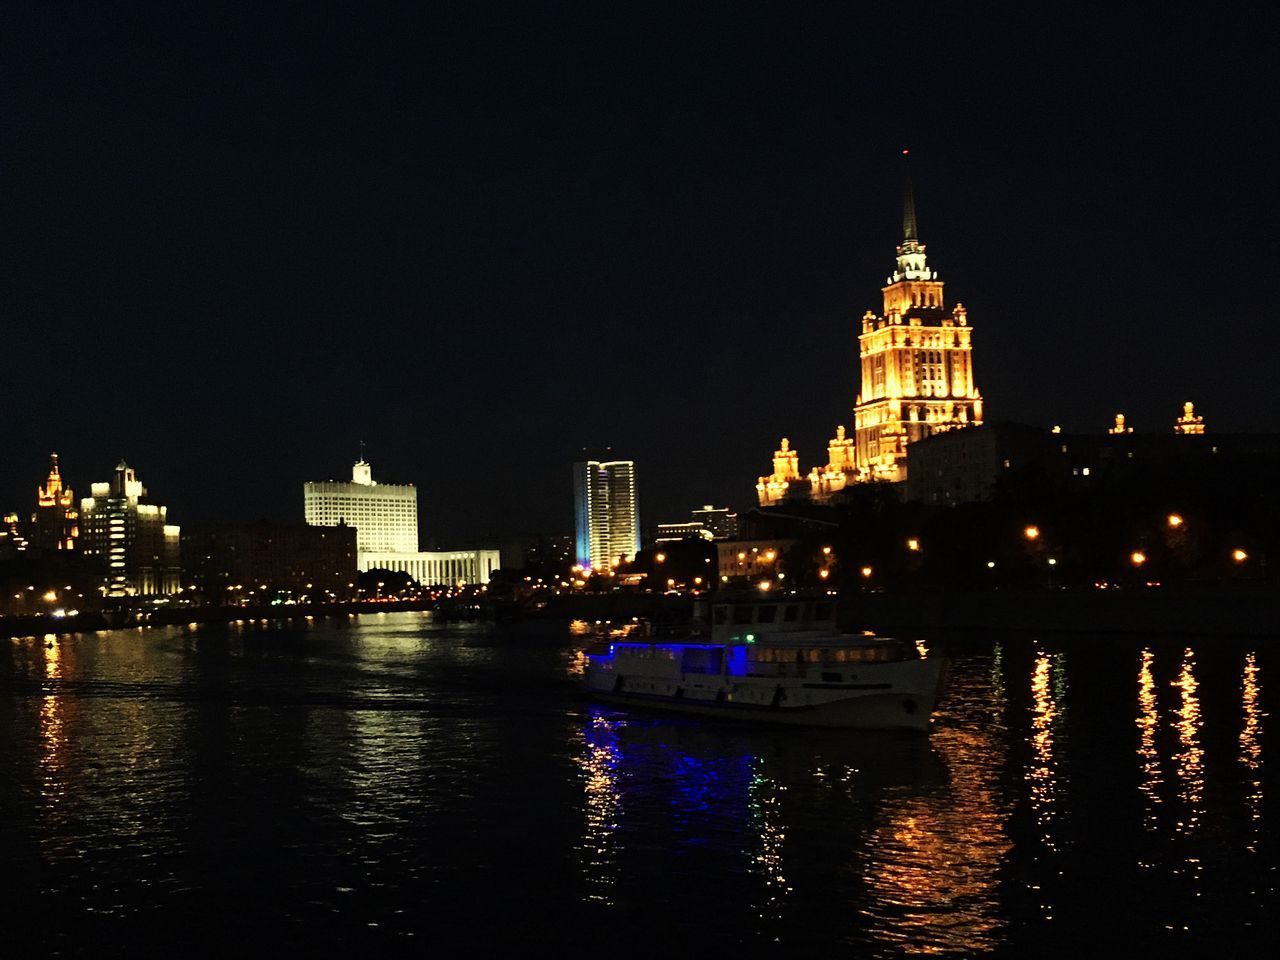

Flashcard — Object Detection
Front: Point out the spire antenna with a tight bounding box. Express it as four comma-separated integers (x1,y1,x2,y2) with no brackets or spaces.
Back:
901,148,918,242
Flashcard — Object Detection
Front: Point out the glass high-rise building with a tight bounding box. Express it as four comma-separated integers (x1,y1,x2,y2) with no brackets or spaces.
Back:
80,462,181,597
573,459,639,572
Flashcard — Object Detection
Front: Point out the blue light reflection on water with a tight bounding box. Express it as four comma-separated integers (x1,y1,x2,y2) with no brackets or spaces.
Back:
1,615,1279,954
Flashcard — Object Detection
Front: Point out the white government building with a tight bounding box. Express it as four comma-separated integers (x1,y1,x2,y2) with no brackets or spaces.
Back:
304,459,499,587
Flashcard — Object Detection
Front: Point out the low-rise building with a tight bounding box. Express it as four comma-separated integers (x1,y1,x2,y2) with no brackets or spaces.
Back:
655,521,712,543
359,549,500,587
716,539,799,580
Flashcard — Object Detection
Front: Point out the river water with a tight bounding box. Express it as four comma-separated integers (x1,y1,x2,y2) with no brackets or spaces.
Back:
0,613,1275,955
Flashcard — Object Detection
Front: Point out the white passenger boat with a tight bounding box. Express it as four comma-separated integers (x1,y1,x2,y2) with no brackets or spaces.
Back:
582,595,945,731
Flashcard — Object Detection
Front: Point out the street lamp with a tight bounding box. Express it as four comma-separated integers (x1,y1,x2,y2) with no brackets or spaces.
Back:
1024,525,1040,541
1167,513,1184,529
1130,551,1147,567
906,538,921,552
1233,548,1248,563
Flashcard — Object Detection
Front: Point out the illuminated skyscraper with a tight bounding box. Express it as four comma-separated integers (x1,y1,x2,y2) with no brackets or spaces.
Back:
79,462,181,597
33,452,79,552
755,160,983,504
573,459,639,572
852,159,983,482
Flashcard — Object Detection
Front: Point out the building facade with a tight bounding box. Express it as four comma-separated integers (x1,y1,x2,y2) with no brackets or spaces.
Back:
691,505,738,540
80,462,181,597
655,521,712,544
358,549,501,587
756,161,983,504
304,459,418,554
573,459,639,571
905,422,1047,505
182,521,358,599
304,457,498,587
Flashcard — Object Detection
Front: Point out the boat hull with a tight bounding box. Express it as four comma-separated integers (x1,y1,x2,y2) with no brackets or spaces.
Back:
588,689,936,730
583,657,945,731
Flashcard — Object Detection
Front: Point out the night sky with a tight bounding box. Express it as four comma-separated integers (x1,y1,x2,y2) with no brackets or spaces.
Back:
3,5,1277,544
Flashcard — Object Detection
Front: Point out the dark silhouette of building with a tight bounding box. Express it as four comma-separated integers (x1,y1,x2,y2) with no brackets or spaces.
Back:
182,521,358,601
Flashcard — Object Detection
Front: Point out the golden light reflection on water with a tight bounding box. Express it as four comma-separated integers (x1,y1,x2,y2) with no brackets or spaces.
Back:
1171,648,1204,835
1240,652,1264,851
576,713,623,905
858,662,1013,955
1137,648,1162,834
1026,652,1064,859
39,636,67,795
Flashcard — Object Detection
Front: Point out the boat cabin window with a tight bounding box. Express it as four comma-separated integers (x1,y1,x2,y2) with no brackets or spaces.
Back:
813,603,832,620
756,605,777,623
714,606,729,625
783,605,800,622
733,606,754,625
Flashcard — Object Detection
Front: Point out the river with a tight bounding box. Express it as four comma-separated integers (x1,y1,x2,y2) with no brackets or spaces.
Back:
0,612,1274,955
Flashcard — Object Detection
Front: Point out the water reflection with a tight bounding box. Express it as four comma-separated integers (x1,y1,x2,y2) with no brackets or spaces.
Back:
749,763,790,927
1137,648,1162,834
1240,652,1263,851
576,710,623,905
858,660,1013,954
39,637,67,797
1171,648,1204,835
1026,651,1066,853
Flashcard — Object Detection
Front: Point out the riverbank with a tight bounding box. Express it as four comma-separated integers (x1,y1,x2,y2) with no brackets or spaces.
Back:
0,599,435,639
839,589,1279,638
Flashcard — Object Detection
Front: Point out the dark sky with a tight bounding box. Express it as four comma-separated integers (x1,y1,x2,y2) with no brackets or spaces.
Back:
3,4,1277,543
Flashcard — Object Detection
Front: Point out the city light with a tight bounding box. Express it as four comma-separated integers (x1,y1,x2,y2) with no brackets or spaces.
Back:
1024,525,1040,541
906,538,921,552
1167,513,1184,529
1131,551,1147,567
860,566,873,578
822,546,832,555
764,549,777,561
1048,558,1058,566
1233,549,1249,563
987,561,996,569
655,552,666,563
819,569,830,579
757,580,772,592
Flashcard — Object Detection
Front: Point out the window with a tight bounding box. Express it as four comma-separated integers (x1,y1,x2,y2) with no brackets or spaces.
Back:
733,606,754,625
713,606,728,625
757,605,777,623
783,605,800,622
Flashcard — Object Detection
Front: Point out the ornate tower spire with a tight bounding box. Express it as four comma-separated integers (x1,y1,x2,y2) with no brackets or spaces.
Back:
889,150,936,284
902,149,918,242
